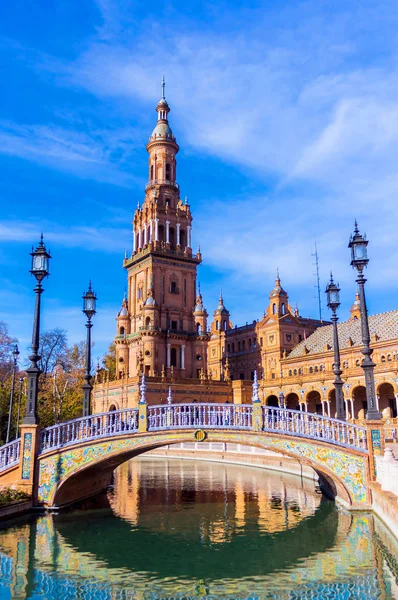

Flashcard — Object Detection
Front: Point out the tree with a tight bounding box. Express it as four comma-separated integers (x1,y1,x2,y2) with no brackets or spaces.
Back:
0,322,17,381
102,343,116,381
38,329,69,378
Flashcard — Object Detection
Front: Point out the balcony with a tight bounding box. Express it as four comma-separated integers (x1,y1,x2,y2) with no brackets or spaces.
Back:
145,179,179,191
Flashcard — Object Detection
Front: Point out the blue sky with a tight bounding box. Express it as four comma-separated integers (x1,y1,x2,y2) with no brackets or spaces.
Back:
1,0,398,362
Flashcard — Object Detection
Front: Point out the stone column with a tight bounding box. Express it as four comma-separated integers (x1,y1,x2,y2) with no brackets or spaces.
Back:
395,393,398,418
176,223,181,246
17,423,40,500
143,224,148,246
366,421,385,480
149,220,153,243
186,225,191,248
155,218,159,242
181,345,185,369
350,398,355,419
137,228,142,249
167,343,171,368
166,221,170,244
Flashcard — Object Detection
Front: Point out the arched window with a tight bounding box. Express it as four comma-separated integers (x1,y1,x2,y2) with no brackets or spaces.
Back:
381,355,386,363
223,320,227,331
309,366,313,373
145,317,151,327
298,368,302,375
281,303,285,315
293,369,297,376
166,163,171,180
356,359,360,366
242,340,245,351
232,343,235,353
196,323,201,334
119,326,125,335
216,321,219,330
171,347,177,367
238,341,241,351
248,338,252,348
289,370,292,376
273,303,276,314
227,344,230,353
314,366,318,372
180,229,186,247
150,165,154,180
388,354,392,361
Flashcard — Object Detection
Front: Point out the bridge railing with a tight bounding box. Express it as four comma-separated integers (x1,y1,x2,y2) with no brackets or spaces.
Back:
148,403,252,431
262,407,368,451
40,409,139,453
0,438,21,472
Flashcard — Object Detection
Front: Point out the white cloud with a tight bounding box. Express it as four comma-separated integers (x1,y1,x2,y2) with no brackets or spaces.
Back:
0,220,131,253
0,120,142,187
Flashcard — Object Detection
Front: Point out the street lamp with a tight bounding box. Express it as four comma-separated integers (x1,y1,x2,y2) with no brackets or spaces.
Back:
24,235,51,424
278,391,285,409
16,377,24,439
6,345,20,443
348,222,381,420
325,274,345,420
82,281,97,417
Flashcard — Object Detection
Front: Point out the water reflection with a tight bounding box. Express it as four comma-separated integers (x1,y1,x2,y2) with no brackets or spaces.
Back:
0,457,397,599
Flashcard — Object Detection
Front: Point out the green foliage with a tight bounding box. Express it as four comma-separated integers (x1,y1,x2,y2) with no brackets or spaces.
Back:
0,487,30,505
102,343,116,381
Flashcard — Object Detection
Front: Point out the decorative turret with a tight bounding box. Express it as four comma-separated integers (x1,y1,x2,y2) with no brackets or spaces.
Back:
212,290,231,333
193,284,208,334
268,270,289,317
350,289,361,321
116,290,130,336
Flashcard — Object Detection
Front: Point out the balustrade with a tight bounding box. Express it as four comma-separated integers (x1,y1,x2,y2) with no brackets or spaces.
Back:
0,439,20,472
0,404,369,472
40,409,139,453
262,406,367,451
147,403,252,431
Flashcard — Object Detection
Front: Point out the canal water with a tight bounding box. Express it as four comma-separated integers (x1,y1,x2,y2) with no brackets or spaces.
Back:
0,457,397,599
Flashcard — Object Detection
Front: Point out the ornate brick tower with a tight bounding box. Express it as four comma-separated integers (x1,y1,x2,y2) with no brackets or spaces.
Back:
115,80,209,379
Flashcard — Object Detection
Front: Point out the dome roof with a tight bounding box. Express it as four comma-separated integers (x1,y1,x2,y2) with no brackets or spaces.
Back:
150,122,175,140
214,291,229,315
144,296,157,306
270,272,287,297
157,98,169,108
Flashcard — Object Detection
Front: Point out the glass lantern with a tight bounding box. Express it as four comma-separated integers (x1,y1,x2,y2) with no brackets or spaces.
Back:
83,283,97,319
30,236,51,282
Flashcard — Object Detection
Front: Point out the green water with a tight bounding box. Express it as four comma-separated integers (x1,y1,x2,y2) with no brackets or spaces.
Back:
0,457,397,599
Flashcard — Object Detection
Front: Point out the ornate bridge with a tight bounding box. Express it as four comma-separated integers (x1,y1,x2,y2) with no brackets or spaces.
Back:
0,402,384,509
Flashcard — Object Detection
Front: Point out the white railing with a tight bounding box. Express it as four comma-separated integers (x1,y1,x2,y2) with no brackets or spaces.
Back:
0,439,20,472
0,404,370,465
148,403,252,431
40,409,139,453
376,448,398,496
262,407,368,452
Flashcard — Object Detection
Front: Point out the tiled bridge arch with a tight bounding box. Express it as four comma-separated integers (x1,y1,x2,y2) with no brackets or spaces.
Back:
0,403,379,509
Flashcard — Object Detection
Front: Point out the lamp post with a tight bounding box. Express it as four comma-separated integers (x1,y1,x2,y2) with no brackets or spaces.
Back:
16,377,24,439
82,282,97,417
325,274,345,421
278,391,285,409
6,345,20,443
348,222,381,420
24,235,51,425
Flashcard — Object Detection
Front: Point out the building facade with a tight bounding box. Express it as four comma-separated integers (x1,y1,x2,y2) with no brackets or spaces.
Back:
93,85,398,422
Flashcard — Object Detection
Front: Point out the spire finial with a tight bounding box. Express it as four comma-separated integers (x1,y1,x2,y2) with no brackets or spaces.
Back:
161,75,165,99
39,232,44,247
276,267,280,284
88,279,92,291
354,219,359,234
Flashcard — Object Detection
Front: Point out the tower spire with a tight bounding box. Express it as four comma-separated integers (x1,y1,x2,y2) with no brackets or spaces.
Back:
161,75,165,100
